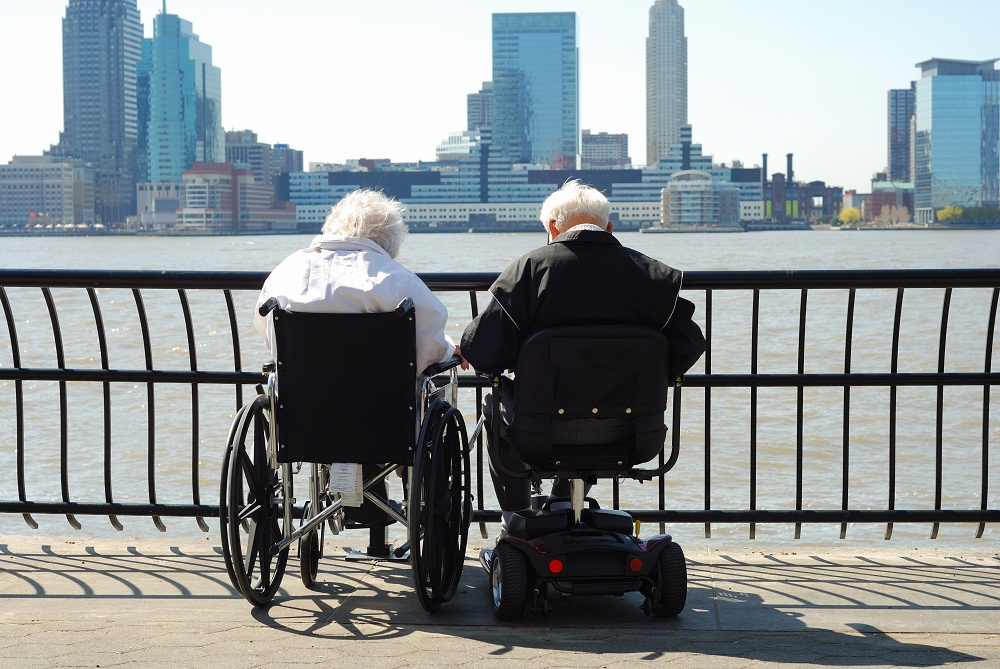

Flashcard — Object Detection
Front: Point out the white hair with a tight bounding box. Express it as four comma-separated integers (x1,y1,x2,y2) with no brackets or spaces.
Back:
538,179,611,229
321,189,408,258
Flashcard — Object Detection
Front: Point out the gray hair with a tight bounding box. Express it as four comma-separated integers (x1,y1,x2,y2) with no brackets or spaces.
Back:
321,189,408,258
538,179,611,228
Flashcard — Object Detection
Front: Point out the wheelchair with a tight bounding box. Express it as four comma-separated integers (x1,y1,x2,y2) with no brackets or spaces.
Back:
479,324,687,620
220,297,472,610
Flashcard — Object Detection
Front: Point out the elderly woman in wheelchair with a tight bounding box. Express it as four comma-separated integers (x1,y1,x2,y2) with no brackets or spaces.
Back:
220,190,471,610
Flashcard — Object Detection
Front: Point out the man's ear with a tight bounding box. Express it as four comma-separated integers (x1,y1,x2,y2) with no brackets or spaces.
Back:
546,220,560,242
605,220,614,233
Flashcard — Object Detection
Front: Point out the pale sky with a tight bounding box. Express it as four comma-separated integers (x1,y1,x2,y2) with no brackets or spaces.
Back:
1,0,998,193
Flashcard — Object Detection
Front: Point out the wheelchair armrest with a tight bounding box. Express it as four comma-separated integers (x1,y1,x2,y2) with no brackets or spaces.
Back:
258,297,279,317
423,354,462,377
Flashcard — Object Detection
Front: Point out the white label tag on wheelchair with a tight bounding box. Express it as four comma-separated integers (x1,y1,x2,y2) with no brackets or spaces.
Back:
330,462,363,507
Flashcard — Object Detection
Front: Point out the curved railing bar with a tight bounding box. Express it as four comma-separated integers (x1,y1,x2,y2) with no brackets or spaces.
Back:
886,288,904,540
931,288,952,539
841,288,856,539
702,289,713,538
177,289,209,533
0,287,36,529
794,289,807,539
749,289,760,540
86,287,122,531
223,290,245,410
980,287,998,538
131,289,166,532
42,287,81,530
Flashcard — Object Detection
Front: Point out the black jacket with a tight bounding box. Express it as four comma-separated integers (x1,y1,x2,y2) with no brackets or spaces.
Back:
461,228,706,378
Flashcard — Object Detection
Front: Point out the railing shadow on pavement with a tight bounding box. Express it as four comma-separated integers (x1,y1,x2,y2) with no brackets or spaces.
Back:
0,539,994,666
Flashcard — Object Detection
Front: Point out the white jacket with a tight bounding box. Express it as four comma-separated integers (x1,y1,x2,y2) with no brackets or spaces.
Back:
254,234,456,373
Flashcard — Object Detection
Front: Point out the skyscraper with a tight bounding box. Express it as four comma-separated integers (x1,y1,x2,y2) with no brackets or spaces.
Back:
491,12,579,169
646,0,687,166
467,82,494,132
57,0,143,224
887,83,916,182
913,58,1000,223
137,9,223,184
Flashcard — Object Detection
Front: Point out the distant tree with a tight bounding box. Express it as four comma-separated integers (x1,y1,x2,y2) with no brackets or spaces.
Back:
936,205,964,222
893,206,911,224
838,206,861,224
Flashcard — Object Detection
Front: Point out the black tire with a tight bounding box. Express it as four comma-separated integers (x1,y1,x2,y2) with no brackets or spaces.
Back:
490,543,528,621
218,438,239,591
224,395,289,606
299,499,324,588
655,541,687,617
409,398,472,612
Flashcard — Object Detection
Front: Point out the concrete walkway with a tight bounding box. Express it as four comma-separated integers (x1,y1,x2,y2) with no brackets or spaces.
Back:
0,535,998,668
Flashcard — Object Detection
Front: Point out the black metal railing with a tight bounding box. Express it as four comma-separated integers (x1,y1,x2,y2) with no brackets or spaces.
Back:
0,268,997,539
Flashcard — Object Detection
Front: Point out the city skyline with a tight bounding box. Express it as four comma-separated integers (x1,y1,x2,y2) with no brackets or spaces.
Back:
1,0,998,193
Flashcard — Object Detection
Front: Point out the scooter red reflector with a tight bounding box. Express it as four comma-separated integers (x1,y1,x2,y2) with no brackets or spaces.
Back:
548,558,564,574
629,558,644,573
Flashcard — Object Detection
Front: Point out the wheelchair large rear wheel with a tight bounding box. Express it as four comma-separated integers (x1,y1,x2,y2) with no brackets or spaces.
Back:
490,543,528,621
408,398,472,612
223,395,290,606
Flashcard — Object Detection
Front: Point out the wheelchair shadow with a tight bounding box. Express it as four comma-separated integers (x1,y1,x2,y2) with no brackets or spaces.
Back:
250,546,994,667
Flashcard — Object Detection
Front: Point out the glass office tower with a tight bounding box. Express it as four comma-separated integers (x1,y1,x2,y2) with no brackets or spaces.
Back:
137,10,223,183
492,12,579,169
913,58,1000,222
646,0,687,166
887,84,915,182
58,0,143,224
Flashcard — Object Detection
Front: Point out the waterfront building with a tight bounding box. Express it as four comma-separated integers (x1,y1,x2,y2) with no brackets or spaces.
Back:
913,58,1000,223
135,181,183,231
54,0,143,225
436,131,482,162
0,155,95,229
270,144,304,189
467,82,493,132
137,10,223,184
660,171,740,228
888,83,916,182
581,130,631,170
870,180,914,222
646,0,687,166
167,163,293,233
287,125,763,232
491,12,579,168
225,130,271,184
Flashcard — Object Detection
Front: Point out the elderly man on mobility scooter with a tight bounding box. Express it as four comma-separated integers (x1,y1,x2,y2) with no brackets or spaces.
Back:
461,179,706,619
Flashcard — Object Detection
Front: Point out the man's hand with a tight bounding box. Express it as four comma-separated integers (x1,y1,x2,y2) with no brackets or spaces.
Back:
454,345,470,370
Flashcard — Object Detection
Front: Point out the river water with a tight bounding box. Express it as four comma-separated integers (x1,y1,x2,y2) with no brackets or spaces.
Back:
1,229,998,545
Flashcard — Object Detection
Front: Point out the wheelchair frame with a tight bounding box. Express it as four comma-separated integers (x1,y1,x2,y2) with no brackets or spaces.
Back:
220,300,472,611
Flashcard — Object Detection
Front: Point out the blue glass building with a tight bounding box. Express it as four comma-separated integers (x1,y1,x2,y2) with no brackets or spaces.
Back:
492,13,579,169
913,58,1000,222
137,10,223,183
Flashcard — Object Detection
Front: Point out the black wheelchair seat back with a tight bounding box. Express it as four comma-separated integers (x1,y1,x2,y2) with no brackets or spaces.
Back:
505,324,671,471
270,305,417,465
